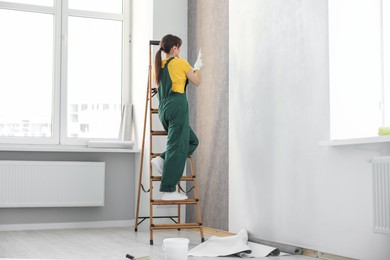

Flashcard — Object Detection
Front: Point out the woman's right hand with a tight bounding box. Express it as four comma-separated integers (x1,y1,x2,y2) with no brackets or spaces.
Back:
193,49,203,71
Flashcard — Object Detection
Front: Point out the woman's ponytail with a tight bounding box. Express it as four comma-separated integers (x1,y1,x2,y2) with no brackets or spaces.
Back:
155,34,182,86
155,48,163,85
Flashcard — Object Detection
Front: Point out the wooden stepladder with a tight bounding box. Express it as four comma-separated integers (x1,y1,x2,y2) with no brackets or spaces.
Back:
134,40,204,245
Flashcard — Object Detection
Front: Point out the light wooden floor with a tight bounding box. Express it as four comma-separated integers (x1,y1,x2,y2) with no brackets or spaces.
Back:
0,226,314,260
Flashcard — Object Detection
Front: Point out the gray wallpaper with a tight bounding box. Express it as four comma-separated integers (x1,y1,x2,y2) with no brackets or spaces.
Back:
187,0,229,230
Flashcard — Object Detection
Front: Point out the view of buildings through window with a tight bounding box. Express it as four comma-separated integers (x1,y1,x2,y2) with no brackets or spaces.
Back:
0,103,121,138
0,0,127,144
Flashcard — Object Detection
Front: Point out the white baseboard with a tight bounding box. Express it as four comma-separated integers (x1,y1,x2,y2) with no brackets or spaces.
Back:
0,220,135,231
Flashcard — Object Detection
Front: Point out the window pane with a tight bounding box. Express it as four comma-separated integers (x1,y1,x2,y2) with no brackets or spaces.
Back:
68,0,122,14
1,0,53,6
0,9,53,138
67,17,122,139
329,0,383,139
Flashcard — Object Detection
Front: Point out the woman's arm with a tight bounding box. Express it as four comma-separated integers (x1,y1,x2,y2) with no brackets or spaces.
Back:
186,69,201,86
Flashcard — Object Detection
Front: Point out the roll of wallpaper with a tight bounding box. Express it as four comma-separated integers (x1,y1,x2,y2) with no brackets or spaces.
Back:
248,232,303,255
378,127,390,136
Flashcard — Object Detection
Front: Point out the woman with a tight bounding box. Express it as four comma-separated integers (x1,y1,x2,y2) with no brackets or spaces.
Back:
151,34,203,200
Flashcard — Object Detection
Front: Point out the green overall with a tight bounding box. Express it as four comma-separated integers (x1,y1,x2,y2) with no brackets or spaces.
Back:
158,57,199,192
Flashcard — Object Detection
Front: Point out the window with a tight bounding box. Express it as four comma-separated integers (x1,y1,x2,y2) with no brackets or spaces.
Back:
0,0,130,145
329,0,389,140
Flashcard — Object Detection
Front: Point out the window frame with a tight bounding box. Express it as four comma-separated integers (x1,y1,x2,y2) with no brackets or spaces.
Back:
0,0,130,146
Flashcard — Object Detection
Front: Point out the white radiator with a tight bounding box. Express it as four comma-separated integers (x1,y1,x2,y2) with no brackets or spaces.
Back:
0,161,105,208
372,156,390,234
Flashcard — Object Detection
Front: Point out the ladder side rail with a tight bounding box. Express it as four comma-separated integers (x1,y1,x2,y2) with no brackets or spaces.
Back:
189,157,205,241
134,71,151,231
135,41,160,232
148,42,155,245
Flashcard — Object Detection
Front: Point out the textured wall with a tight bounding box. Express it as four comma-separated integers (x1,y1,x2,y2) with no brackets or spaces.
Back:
187,0,229,230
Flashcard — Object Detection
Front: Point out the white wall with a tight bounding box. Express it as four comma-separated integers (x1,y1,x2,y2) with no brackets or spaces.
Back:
131,0,153,220
153,0,188,59
229,0,390,259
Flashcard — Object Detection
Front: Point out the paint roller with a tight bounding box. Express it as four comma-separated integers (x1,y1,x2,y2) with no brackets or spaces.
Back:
248,232,304,255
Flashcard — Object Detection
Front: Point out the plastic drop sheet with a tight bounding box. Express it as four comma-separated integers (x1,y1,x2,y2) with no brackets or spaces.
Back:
188,229,280,258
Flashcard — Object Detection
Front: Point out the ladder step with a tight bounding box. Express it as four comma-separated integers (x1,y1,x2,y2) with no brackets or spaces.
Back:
151,223,202,229
151,199,198,205
151,153,193,159
151,130,167,136
151,176,195,181
151,108,158,114
150,153,161,158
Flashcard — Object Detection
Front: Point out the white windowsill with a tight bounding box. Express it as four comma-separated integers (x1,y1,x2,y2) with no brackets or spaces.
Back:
0,144,140,153
319,136,390,146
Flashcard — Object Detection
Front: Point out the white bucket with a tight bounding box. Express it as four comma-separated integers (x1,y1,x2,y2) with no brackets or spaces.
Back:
162,238,189,260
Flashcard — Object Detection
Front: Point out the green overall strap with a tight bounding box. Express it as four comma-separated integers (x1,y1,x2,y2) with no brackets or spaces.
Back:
157,57,175,101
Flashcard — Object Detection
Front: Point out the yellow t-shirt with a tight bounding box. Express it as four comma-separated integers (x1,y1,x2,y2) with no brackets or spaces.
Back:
162,57,192,94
